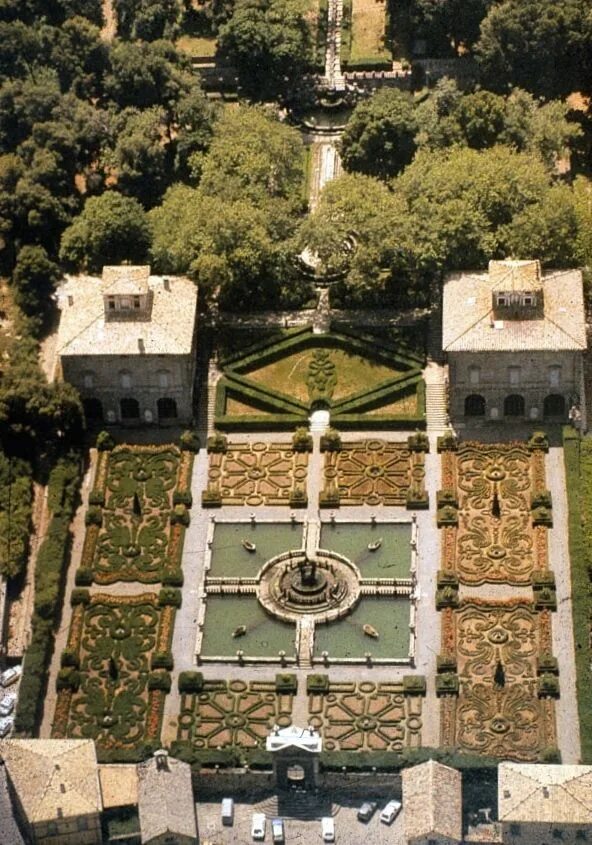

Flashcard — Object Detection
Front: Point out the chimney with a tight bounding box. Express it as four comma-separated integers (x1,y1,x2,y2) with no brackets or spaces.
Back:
154,749,169,771
68,295,74,306
138,338,145,353
163,277,170,291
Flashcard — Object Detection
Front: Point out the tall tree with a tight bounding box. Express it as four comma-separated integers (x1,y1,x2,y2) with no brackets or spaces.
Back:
340,89,418,181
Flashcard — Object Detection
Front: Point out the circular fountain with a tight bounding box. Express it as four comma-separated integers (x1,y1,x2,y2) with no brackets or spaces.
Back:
257,549,361,623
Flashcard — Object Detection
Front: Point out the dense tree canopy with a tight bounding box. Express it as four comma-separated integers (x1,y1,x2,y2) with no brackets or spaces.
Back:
339,90,418,181
218,0,313,98
476,0,592,99
59,191,151,271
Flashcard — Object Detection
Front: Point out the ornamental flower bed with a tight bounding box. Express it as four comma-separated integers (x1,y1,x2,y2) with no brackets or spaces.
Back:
52,593,175,753
80,444,194,584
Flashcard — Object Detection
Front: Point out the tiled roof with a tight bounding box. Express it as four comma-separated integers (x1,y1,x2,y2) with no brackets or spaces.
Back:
137,754,197,843
56,269,198,357
0,739,102,824
98,764,138,809
488,259,542,291
499,763,592,824
402,759,462,842
102,265,150,294
442,266,586,353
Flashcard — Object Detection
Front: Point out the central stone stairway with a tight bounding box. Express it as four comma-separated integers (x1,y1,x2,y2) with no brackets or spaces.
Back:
424,361,449,433
256,790,340,820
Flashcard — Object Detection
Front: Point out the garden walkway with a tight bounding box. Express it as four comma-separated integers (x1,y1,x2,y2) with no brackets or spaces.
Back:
546,445,581,762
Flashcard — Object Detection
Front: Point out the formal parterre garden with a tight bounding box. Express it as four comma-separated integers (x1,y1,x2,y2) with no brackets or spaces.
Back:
78,444,193,585
437,434,560,762
176,679,294,750
52,592,177,757
321,438,426,507
51,440,195,759
215,327,425,431
204,441,309,507
308,679,424,752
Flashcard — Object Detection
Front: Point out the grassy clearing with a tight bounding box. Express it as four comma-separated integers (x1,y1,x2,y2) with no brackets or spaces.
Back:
175,35,217,58
350,0,391,64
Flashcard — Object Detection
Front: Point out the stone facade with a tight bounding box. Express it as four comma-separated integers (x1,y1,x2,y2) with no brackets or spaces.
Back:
448,349,580,423
56,267,198,426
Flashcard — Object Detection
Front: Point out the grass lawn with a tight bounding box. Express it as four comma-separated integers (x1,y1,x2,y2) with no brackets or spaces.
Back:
175,35,217,58
350,0,391,63
247,348,402,403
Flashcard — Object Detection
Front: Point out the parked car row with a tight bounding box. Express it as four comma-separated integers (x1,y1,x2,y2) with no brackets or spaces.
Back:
219,795,401,841
0,664,22,738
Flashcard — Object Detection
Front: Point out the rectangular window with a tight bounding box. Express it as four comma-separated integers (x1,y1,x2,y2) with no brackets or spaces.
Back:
469,366,480,386
549,366,561,387
510,823,521,836
509,366,521,386
496,294,508,307
133,296,141,309
107,297,115,310
120,297,131,309
522,294,535,306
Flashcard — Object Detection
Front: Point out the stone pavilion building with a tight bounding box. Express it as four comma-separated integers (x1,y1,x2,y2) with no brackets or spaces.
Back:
402,758,462,844
56,266,198,426
442,260,586,424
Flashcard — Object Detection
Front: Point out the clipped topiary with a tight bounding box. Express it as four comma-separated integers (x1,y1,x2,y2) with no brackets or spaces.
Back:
173,489,193,507
85,506,103,526
148,670,172,692
292,426,313,453
56,667,80,691
403,675,426,696
170,504,190,526
180,430,200,452
60,649,80,669
96,430,115,451
178,671,204,693
407,431,429,452
275,673,298,694
71,587,91,606
307,674,330,694
320,427,342,452
207,431,227,453
88,489,105,506
158,587,182,608
151,651,174,671
162,568,184,587
75,567,93,587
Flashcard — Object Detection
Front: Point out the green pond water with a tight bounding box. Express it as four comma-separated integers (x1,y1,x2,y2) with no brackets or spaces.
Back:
320,522,411,578
200,595,296,658
209,522,304,577
313,597,410,660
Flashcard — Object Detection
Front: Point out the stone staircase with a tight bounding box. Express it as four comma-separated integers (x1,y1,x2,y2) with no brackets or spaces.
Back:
256,790,339,820
425,362,449,433
324,0,345,89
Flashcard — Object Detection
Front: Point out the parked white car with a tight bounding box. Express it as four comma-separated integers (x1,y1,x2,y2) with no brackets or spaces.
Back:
380,800,402,825
0,716,14,738
0,665,22,687
0,693,16,717
321,816,335,841
251,812,266,841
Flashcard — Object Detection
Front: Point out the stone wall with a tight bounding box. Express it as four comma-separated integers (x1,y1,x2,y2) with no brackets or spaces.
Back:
448,350,580,422
61,353,195,424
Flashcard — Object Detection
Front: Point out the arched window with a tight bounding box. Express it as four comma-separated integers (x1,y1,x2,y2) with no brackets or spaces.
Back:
83,397,103,422
120,397,139,419
157,397,177,420
82,371,95,389
504,394,525,417
119,370,132,389
157,370,171,389
544,394,566,418
465,394,486,416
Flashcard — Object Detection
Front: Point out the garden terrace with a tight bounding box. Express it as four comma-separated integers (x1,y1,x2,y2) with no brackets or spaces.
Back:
52,592,175,758
215,327,425,431
176,679,294,751
439,600,558,762
341,0,392,69
440,441,550,585
308,680,423,752
80,444,193,584
322,438,426,507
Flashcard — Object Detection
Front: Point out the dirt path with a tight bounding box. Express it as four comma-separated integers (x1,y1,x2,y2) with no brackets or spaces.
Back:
101,0,117,41
7,482,49,659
